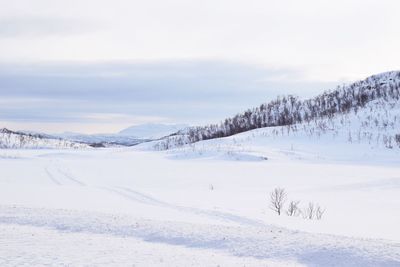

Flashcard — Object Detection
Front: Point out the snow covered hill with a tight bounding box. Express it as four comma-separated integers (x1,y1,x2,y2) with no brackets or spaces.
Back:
0,128,89,149
150,95,400,162
153,71,400,150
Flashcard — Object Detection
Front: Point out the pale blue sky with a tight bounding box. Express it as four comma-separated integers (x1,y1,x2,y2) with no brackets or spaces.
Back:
0,0,399,133
0,61,336,133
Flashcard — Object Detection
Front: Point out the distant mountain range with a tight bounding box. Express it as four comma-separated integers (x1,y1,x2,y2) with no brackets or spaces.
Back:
0,123,188,149
118,123,188,139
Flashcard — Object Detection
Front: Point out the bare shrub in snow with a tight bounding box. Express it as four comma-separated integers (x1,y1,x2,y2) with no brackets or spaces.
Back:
315,205,325,220
303,202,315,220
395,134,400,147
302,202,325,220
383,135,393,149
270,188,287,215
286,200,300,216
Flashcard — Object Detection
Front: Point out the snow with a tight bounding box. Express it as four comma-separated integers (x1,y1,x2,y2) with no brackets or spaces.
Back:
1,206,398,267
0,143,399,266
0,223,301,267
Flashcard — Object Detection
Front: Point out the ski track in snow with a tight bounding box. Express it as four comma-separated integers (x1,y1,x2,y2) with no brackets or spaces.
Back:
44,161,86,186
45,158,265,227
56,167,86,186
44,166,62,186
0,206,399,267
102,186,265,227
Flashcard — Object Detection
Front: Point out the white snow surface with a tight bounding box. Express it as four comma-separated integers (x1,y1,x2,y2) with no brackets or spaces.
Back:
1,139,400,266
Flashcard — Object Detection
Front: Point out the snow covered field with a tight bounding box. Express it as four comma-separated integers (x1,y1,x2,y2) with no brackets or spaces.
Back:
0,140,399,266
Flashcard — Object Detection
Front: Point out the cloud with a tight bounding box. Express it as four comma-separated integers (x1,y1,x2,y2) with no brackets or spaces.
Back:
0,16,98,39
0,60,326,98
0,0,399,79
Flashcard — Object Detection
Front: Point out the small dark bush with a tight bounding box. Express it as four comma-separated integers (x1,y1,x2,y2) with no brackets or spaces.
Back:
396,134,400,147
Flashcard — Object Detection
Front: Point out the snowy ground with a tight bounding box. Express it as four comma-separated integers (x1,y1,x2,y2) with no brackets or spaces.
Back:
0,144,400,266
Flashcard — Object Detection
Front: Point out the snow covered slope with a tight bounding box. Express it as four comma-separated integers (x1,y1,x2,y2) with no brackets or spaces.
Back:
149,95,400,163
0,128,89,149
153,71,400,151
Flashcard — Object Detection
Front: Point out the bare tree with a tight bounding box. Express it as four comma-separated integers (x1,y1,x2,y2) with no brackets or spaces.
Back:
270,188,287,215
286,200,300,216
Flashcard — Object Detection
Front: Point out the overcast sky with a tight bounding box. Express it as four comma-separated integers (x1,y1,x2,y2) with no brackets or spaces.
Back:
0,0,399,133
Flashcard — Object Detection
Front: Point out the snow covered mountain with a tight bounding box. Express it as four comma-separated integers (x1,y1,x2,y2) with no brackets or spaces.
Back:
57,132,146,147
118,123,188,139
55,124,189,147
0,123,189,149
0,128,89,149
153,71,400,150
